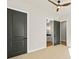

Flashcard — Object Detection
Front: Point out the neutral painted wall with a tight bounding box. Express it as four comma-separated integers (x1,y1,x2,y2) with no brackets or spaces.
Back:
67,19,71,47
60,19,71,47
7,0,71,53
59,4,71,47
60,21,66,42
7,0,56,53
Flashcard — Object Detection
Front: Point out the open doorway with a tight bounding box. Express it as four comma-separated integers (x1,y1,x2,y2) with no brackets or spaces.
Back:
60,21,67,46
46,19,53,47
46,19,67,47
46,19,61,47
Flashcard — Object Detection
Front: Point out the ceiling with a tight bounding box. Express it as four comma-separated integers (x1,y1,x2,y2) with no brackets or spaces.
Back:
51,0,71,3
23,0,71,20
49,0,71,20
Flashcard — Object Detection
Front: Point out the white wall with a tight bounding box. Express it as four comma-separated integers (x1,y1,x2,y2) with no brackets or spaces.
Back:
60,21,66,42
7,0,56,53
7,0,71,53
67,19,71,47
60,19,71,47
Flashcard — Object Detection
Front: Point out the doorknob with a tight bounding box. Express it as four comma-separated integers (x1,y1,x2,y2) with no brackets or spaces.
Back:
54,35,56,37
24,38,27,39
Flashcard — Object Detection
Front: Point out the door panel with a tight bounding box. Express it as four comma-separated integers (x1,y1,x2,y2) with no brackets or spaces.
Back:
54,21,60,45
7,9,27,58
13,11,25,36
12,10,27,56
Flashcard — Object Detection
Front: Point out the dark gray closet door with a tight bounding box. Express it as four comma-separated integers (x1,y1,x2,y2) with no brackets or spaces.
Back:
12,10,27,56
54,21,60,45
7,9,27,58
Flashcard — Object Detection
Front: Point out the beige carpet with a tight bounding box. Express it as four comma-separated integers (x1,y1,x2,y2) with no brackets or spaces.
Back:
9,45,70,59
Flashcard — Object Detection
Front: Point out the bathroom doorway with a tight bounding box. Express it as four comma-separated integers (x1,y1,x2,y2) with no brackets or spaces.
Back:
46,19,54,47
46,19,67,47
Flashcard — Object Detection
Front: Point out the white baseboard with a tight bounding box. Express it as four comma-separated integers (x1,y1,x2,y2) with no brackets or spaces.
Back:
27,47,45,53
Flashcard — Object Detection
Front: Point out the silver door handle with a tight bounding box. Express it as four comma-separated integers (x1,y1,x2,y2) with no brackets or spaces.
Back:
24,38,27,39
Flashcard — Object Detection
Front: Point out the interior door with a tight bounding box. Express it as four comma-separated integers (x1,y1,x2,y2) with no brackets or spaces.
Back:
12,10,27,56
7,9,27,57
54,21,60,45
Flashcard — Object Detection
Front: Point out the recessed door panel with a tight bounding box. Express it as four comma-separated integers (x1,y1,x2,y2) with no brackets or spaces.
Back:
12,10,27,56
